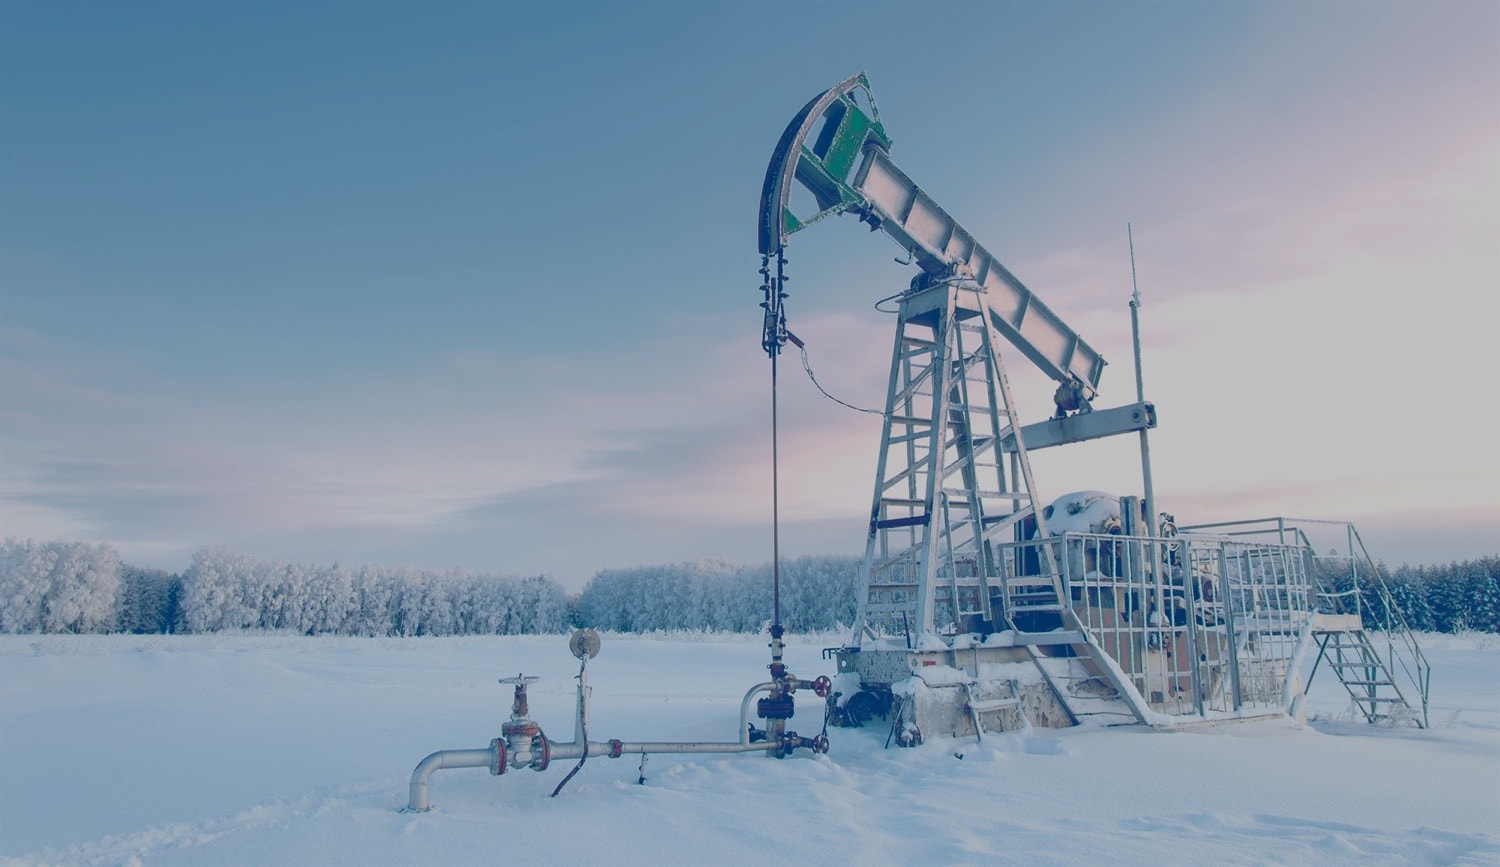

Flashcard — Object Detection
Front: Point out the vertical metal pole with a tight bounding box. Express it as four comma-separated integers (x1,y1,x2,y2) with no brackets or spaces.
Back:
914,299,956,638
771,346,781,631
1347,523,1360,620
1129,226,1157,544
761,251,787,673
1220,544,1243,711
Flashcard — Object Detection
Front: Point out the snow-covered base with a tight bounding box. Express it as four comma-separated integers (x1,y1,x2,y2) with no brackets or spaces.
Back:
2,631,1497,865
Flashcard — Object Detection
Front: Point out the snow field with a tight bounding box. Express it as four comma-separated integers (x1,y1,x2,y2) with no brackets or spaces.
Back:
1,632,1497,866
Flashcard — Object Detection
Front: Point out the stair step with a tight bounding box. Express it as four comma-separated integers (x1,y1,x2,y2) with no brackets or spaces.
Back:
968,698,1019,713
1341,680,1397,688
1011,630,1085,646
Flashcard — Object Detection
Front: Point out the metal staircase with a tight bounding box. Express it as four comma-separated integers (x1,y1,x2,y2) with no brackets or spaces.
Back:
1306,529,1430,727
1308,624,1421,725
1185,517,1430,727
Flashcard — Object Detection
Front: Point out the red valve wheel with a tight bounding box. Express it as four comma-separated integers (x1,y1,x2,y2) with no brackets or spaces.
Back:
812,675,832,698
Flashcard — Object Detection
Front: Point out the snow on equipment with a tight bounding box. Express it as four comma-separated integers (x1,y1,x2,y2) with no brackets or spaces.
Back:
402,73,1431,811
756,73,1430,742
405,627,831,811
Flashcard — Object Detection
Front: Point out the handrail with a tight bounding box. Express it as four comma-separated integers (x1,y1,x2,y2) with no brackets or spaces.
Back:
1347,524,1430,727
1181,516,1430,727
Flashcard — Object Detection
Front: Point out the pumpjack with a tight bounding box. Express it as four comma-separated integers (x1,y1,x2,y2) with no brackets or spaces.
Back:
401,73,1437,813
756,73,1430,740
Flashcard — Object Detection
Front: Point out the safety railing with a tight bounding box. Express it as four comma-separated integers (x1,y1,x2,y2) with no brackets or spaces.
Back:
993,531,1315,721
1180,518,1430,726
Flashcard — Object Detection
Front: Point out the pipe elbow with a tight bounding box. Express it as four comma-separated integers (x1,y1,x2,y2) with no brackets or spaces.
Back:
405,750,448,813
405,747,498,813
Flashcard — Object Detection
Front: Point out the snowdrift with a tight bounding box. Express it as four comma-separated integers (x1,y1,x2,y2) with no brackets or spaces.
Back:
1,632,1496,865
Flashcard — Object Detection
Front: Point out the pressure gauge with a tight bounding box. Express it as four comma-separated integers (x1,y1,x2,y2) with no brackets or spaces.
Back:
569,628,601,660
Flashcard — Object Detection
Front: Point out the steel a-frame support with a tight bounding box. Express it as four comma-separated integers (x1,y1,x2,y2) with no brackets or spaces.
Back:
853,279,1054,643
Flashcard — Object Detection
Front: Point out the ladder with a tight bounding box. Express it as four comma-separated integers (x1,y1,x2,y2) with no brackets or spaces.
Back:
854,279,1050,640
1309,615,1424,727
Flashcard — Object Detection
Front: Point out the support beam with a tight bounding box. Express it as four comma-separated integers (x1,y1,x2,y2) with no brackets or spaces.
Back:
1000,402,1156,453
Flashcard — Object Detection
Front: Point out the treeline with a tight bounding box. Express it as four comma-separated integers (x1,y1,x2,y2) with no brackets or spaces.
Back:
0,540,569,636
4,537,1495,637
0,539,861,636
573,555,861,633
1375,557,1500,633
1308,555,1500,633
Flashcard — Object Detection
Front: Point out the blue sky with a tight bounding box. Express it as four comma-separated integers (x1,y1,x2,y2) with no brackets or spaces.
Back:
2,1,1496,588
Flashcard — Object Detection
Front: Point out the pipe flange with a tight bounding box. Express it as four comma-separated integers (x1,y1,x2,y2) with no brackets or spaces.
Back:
532,733,551,772
489,738,508,775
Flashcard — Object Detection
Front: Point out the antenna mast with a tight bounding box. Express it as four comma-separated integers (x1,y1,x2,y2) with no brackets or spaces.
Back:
1129,224,1157,537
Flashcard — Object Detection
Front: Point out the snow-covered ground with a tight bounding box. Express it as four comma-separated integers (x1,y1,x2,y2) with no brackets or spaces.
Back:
2,630,1496,866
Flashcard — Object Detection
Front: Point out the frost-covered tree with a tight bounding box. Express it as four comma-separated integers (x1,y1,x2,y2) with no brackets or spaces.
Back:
312,562,357,635
515,573,569,633
0,539,122,634
573,555,860,634
350,564,396,636
1425,562,1467,633
4,541,574,636
574,568,633,632
179,547,259,632
119,566,180,633
1387,569,1434,632
782,555,860,631
0,538,55,632
41,542,117,633
1468,562,1500,633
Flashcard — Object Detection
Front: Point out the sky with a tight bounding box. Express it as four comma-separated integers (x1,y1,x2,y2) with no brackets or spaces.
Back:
2,1,1497,589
